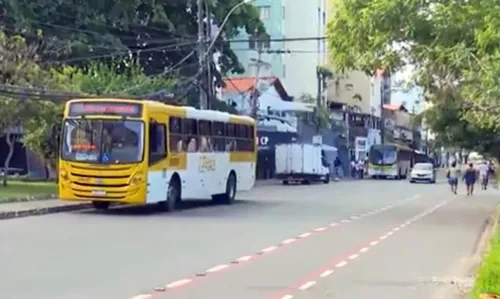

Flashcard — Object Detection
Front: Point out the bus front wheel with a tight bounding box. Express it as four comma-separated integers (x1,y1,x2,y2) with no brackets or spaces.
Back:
162,175,181,212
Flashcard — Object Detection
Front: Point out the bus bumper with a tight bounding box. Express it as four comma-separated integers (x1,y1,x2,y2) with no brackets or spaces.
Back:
58,182,147,205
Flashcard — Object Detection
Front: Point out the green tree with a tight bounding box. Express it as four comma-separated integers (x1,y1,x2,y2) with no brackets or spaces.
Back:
0,31,56,185
297,93,330,129
4,0,266,76
325,0,500,157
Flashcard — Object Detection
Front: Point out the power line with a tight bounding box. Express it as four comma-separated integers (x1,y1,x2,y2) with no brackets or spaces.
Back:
42,37,327,64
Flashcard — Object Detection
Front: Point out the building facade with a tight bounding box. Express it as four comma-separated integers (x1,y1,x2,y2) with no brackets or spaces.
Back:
229,0,285,80
229,0,327,98
281,0,328,97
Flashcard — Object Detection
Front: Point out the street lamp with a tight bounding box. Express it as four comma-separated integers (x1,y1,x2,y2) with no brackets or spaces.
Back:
204,0,254,56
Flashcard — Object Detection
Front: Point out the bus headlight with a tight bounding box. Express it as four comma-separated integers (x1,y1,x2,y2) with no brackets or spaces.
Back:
60,168,69,181
130,172,144,185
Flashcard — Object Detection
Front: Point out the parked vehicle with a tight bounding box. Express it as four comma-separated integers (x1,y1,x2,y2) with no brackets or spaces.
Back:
275,143,330,185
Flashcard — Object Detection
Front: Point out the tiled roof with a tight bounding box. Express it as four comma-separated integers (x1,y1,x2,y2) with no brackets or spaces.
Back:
383,104,407,111
223,76,278,93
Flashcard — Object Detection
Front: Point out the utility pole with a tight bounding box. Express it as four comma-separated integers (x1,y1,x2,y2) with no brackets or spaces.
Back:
315,67,322,133
379,71,385,145
250,46,262,118
206,3,213,110
197,0,206,109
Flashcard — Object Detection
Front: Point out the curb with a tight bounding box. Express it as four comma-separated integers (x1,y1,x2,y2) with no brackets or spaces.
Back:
0,193,58,204
0,202,93,221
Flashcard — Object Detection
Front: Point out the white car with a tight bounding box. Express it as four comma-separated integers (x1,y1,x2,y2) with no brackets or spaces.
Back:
410,162,436,183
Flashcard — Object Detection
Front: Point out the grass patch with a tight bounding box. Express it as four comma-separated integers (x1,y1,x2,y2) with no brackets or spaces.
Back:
0,180,57,201
471,228,500,298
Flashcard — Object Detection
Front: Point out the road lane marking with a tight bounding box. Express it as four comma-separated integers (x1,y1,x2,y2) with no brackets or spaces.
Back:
299,232,312,238
267,198,454,299
298,281,316,290
166,279,192,288
281,295,293,299
261,246,277,253
125,194,421,299
236,255,252,262
206,264,229,273
320,269,334,277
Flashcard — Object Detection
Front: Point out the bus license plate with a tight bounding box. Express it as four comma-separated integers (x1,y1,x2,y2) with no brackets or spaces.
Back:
92,190,106,196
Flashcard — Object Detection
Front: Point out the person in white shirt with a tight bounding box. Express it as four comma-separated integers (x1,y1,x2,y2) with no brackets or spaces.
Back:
477,161,489,190
350,160,357,178
356,160,365,179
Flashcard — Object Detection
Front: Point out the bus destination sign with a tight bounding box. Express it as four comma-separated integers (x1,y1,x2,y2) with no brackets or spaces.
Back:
68,102,142,117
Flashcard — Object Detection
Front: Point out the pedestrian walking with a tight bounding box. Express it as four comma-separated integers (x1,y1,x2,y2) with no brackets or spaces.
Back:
463,163,477,196
477,161,489,190
446,161,460,195
356,159,365,179
333,156,342,179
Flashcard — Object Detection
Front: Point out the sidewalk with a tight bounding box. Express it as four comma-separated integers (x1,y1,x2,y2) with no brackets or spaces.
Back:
0,199,92,220
2,177,364,220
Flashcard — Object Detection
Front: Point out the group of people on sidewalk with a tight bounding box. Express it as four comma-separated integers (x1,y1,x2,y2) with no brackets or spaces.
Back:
446,160,495,196
331,157,366,180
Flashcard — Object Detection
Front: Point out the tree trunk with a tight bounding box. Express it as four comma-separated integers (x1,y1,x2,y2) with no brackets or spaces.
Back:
3,132,15,187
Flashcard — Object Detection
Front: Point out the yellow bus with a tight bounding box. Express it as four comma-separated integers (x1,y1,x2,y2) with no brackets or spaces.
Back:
59,98,256,211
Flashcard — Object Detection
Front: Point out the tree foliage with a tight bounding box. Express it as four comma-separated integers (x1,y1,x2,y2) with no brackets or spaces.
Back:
326,0,500,157
0,31,57,185
2,0,266,76
297,93,330,129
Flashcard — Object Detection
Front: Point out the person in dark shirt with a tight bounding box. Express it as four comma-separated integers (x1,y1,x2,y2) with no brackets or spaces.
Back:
333,157,342,179
463,163,477,196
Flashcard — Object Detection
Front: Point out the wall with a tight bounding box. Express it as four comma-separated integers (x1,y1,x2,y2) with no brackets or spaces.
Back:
370,75,382,117
327,71,372,114
281,0,327,97
229,0,285,79
325,0,372,114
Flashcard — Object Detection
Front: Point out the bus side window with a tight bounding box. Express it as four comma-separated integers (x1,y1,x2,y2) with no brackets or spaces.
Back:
248,125,255,151
169,117,182,152
235,124,245,151
226,123,235,151
199,120,213,153
149,123,167,165
184,119,198,152
213,121,225,152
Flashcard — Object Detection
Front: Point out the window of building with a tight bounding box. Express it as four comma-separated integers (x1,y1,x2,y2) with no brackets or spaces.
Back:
259,6,270,20
282,6,285,20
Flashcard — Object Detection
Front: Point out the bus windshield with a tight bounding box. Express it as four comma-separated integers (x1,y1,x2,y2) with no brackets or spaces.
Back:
369,146,397,165
61,119,144,164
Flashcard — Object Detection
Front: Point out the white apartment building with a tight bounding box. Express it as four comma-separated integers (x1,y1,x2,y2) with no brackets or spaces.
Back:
282,0,328,97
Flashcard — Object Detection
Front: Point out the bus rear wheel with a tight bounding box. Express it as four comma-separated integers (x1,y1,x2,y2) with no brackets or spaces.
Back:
92,201,110,210
214,172,237,205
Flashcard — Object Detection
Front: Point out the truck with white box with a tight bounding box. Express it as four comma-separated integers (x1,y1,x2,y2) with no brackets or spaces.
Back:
275,143,331,185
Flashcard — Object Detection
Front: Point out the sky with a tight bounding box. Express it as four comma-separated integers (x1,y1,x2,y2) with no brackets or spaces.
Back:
390,65,423,113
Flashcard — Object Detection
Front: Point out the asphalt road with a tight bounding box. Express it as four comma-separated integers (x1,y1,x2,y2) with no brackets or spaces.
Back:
0,178,498,299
